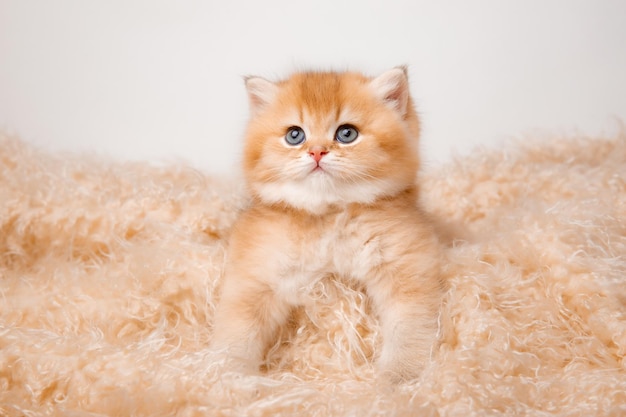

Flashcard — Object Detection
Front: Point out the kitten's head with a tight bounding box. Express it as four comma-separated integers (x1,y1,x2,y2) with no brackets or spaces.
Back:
242,67,421,214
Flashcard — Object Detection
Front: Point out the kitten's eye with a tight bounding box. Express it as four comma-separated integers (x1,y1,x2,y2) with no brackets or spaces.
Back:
285,126,306,146
335,125,359,144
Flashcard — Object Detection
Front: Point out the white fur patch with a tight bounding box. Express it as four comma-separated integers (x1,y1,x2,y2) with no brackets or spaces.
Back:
254,151,404,214
253,171,401,215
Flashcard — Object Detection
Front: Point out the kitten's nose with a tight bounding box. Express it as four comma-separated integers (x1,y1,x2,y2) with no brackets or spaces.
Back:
308,146,328,164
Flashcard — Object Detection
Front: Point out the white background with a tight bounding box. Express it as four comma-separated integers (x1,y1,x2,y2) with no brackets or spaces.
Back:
1,0,625,175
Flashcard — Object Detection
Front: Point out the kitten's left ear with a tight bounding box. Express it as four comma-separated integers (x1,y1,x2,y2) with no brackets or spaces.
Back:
244,76,278,115
369,66,410,116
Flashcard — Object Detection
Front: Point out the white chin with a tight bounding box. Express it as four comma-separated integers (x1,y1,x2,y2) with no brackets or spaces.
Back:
252,173,401,215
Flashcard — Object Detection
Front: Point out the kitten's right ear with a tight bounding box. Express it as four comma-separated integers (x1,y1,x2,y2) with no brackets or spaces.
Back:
244,76,278,115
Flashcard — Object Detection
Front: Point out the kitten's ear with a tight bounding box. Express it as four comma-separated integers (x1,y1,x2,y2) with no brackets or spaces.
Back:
369,67,410,116
244,76,278,115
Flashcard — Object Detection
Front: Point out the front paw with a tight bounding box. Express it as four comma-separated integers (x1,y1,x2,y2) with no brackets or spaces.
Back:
375,346,429,384
376,362,422,385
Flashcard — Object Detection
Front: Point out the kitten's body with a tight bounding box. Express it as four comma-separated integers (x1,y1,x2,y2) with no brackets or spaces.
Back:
211,68,444,381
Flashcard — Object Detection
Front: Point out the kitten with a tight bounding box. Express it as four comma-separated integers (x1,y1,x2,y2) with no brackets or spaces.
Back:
211,67,444,382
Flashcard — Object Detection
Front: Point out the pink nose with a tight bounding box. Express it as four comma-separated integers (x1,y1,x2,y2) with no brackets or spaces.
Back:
308,146,328,163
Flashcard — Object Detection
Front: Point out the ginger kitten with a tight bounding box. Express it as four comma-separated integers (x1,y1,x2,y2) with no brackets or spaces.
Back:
211,67,444,382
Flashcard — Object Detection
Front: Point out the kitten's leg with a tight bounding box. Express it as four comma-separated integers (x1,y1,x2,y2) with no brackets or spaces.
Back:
367,257,443,382
211,275,291,373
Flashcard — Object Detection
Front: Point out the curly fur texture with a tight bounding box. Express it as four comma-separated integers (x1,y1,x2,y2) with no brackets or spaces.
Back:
1,131,625,416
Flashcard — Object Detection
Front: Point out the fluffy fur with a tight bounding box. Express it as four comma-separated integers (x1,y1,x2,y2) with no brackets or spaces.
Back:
211,68,444,382
1,129,625,415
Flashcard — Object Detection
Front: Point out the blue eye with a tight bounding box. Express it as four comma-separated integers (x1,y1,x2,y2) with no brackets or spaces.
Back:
285,126,306,145
335,125,359,144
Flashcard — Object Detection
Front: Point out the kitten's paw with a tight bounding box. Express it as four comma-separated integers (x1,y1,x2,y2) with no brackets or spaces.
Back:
376,363,422,385
375,350,426,384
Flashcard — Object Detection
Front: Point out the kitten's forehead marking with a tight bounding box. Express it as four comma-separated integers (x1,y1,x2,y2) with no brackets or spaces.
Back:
278,72,367,145
299,106,360,140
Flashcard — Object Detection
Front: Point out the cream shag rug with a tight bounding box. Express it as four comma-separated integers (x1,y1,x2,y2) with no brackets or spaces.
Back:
1,132,625,416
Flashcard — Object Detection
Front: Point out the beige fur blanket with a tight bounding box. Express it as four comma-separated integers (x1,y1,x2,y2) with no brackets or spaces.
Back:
1,132,625,416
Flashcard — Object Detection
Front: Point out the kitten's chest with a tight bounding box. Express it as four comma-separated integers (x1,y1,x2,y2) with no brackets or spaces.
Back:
241,206,386,304
291,210,381,280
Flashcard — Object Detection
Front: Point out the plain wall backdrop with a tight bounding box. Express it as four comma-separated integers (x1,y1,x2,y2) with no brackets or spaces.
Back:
1,0,625,174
